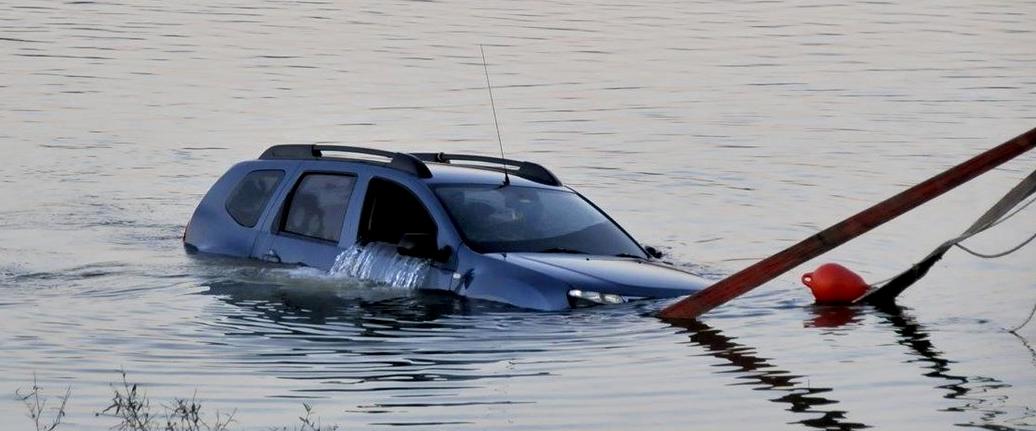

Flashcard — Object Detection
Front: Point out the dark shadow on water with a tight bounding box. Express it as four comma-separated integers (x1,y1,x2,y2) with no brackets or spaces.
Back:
672,303,1030,430
874,304,1025,430
672,318,870,430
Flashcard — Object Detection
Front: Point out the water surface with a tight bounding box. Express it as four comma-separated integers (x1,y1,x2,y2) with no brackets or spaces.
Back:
2,0,1036,429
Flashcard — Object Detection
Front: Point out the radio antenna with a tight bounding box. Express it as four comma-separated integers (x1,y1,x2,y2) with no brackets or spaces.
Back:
480,44,510,186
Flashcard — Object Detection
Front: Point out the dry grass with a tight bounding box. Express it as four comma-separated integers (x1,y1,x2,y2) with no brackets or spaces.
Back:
19,372,339,431
16,375,70,431
99,370,235,431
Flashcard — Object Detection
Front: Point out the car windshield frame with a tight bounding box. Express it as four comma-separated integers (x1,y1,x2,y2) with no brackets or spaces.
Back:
431,184,648,258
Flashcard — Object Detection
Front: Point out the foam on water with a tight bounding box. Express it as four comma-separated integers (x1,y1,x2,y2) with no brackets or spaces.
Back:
329,242,430,289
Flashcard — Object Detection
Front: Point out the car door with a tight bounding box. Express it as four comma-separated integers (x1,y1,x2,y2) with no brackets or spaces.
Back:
252,168,360,269
353,176,458,291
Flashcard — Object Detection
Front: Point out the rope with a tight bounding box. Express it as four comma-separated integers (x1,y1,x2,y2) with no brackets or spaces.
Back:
1009,301,1036,333
861,168,1036,305
956,220,1036,332
949,193,1036,332
952,194,1036,256
956,231,1036,258
951,195,1036,258
934,182,1036,333
984,195,1036,230
941,194,1036,249
949,196,1036,331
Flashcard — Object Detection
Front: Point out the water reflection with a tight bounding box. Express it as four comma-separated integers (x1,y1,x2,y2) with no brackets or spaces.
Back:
674,304,1031,430
198,279,551,404
203,278,468,326
875,305,1022,429
674,319,869,430
805,305,865,329
795,303,1025,429
200,276,1027,430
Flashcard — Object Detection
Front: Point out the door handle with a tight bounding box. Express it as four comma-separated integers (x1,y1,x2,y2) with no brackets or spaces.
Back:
261,249,281,263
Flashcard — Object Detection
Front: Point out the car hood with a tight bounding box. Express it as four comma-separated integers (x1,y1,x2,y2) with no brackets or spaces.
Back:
497,253,708,298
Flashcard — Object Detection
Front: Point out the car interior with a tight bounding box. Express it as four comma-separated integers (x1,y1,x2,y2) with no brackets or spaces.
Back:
358,178,439,258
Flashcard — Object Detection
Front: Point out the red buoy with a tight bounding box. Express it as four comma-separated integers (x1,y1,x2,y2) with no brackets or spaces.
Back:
801,263,869,304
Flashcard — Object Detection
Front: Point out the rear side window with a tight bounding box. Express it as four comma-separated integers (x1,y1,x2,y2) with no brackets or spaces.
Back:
226,170,285,227
282,174,357,242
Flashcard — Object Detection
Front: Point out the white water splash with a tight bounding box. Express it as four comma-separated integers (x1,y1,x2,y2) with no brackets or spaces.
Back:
329,242,430,289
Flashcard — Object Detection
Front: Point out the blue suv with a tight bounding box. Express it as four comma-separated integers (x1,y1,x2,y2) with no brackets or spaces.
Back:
184,145,707,310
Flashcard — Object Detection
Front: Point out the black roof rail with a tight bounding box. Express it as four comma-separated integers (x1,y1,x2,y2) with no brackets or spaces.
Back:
259,144,431,178
411,152,562,186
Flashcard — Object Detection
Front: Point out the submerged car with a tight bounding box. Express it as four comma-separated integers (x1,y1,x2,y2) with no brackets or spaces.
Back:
184,145,708,310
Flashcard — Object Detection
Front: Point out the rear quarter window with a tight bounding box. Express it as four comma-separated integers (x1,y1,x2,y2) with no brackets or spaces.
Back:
225,170,285,227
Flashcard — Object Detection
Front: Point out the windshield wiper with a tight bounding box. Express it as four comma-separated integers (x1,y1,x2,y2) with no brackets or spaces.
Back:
613,253,645,259
539,247,590,254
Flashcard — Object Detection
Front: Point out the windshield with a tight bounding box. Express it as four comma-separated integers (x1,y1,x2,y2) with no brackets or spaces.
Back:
434,185,647,257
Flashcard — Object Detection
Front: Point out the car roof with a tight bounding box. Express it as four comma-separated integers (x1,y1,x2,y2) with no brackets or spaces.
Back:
258,144,566,190
421,162,560,188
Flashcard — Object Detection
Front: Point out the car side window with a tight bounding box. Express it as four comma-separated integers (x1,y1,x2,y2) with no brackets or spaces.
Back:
225,170,285,228
358,178,438,257
281,174,356,242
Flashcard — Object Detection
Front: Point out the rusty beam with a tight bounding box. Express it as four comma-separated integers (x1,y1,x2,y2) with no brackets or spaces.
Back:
660,127,1036,320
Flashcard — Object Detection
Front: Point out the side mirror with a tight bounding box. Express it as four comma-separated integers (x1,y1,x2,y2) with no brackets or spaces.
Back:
645,246,664,259
433,245,454,264
397,234,454,264
397,233,436,258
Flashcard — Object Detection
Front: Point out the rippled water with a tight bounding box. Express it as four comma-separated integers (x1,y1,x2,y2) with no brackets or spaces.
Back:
2,0,1036,429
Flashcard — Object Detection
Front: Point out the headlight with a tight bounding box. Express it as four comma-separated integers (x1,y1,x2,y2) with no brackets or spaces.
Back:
568,289,627,307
